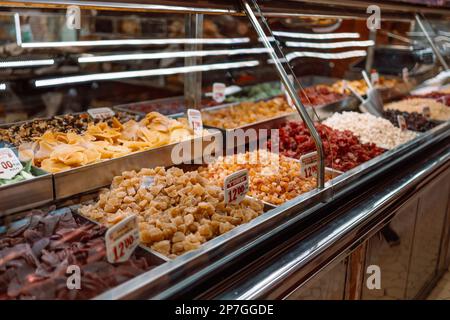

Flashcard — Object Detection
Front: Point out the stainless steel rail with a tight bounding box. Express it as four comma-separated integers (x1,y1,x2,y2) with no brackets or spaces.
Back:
216,145,450,299
93,122,450,299
2,0,450,18
415,14,449,71
241,0,325,189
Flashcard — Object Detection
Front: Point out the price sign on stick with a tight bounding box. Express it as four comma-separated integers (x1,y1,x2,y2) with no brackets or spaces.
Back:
370,70,380,86
87,107,115,120
397,115,407,131
212,82,226,103
224,169,249,205
402,67,409,83
140,176,155,189
105,215,140,263
187,109,203,136
281,75,295,109
0,148,23,179
300,151,318,179
422,106,431,119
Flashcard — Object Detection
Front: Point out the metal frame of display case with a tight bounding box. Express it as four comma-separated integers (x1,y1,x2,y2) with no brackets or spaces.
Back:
1,0,450,300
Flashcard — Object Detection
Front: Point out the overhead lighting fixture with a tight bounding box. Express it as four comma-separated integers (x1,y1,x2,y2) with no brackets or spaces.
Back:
21,38,250,48
286,40,374,49
273,31,360,39
78,48,271,63
435,35,450,43
35,60,259,87
280,50,367,62
286,50,367,61
0,59,55,68
0,83,6,91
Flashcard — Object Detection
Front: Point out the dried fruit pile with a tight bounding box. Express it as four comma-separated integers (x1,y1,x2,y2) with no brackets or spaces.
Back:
0,208,153,300
410,92,450,106
202,97,293,129
383,110,438,132
384,98,450,121
198,150,333,205
270,121,385,172
299,86,346,107
18,112,196,173
79,167,264,258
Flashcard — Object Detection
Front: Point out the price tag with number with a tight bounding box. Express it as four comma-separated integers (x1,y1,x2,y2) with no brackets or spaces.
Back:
187,109,203,136
281,75,295,109
105,215,140,263
370,70,380,86
140,176,155,189
212,82,226,103
397,115,407,131
402,67,409,83
422,106,431,119
224,169,249,205
87,107,115,120
0,148,23,180
300,151,318,179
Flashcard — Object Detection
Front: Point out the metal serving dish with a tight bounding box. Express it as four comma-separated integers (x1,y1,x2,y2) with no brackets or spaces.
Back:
0,206,166,300
52,130,222,200
191,102,299,155
0,166,53,217
113,96,187,116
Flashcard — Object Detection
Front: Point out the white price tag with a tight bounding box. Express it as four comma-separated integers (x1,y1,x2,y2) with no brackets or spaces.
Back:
87,107,115,120
300,151,318,179
422,106,431,119
140,176,155,189
0,148,23,180
397,115,407,131
281,75,295,109
212,82,226,103
224,169,249,205
187,109,203,136
105,215,140,264
370,71,380,86
402,67,409,83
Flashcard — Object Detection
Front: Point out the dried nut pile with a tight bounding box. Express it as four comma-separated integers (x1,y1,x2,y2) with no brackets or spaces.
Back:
0,112,138,145
79,167,264,258
198,150,330,205
202,97,294,129
0,207,153,300
323,112,417,150
384,98,450,121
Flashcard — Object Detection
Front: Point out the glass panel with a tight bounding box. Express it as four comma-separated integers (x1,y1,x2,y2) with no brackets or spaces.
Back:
253,0,442,177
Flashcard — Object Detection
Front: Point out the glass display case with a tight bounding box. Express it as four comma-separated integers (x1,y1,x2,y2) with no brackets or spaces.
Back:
0,0,449,300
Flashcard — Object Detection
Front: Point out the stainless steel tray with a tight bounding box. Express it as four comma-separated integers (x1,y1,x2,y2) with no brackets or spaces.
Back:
0,111,141,131
0,206,166,300
52,130,222,200
65,203,171,263
0,166,53,216
113,96,187,117
190,103,299,153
